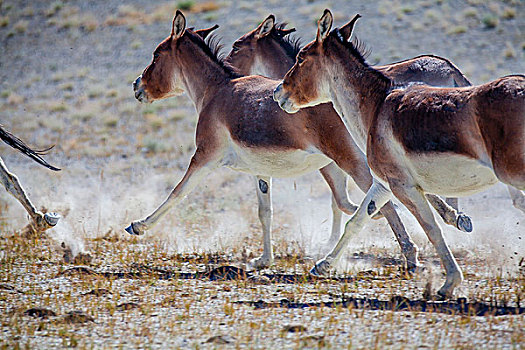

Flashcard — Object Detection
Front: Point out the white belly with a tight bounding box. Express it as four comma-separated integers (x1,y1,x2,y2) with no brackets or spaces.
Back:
224,144,332,178
408,154,498,197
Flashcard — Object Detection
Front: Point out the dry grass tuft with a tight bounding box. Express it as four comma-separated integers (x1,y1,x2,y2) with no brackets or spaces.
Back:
6,93,24,105
13,19,28,33
0,15,9,27
191,1,221,13
482,14,499,28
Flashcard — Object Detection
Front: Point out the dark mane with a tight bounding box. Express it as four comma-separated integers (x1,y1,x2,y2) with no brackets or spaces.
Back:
185,29,242,79
270,22,302,59
329,28,390,86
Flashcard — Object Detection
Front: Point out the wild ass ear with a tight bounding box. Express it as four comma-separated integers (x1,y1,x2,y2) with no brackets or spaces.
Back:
256,14,275,39
171,10,186,39
195,24,219,39
316,9,333,42
339,14,361,41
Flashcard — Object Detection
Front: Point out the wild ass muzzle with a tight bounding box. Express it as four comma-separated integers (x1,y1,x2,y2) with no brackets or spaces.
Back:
0,124,60,233
273,9,525,298
127,10,472,271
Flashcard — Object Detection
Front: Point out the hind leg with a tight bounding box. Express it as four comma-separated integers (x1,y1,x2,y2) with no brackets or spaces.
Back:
507,185,525,214
391,183,463,298
319,163,356,250
247,176,274,270
445,197,458,211
427,194,472,232
327,195,343,250
0,157,59,232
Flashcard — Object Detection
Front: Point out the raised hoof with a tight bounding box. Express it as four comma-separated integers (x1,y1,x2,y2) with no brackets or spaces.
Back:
125,222,144,235
309,259,331,276
44,212,60,227
456,213,473,233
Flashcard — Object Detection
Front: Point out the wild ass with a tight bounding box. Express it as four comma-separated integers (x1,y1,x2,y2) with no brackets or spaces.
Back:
273,10,525,297
227,14,525,213
0,124,60,233
127,10,470,271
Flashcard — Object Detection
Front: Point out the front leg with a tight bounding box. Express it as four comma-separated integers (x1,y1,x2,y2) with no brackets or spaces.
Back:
125,150,219,235
319,163,386,252
311,180,393,276
330,155,419,272
247,176,274,270
0,157,60,233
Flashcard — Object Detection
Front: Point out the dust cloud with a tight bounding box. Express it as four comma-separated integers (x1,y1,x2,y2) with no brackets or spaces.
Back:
0,156,523,276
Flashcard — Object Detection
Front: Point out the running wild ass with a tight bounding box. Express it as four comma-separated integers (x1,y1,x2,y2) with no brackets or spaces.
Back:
274,10,525,297
127,10,469,271
230,14,524,214
0,124,60,233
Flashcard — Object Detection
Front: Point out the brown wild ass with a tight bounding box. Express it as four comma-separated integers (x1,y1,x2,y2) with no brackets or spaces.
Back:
127,10,469,271
274,10,525,297
0,124,60,233
227,14,525,213
224,14,482,266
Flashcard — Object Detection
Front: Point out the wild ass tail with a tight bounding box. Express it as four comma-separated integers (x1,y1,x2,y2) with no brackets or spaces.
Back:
0,124,61,171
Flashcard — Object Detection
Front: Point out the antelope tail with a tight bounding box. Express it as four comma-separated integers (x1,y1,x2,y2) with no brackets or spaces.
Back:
0,124,61,171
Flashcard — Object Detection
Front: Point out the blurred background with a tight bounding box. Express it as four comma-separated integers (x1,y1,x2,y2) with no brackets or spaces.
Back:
0,0,523,273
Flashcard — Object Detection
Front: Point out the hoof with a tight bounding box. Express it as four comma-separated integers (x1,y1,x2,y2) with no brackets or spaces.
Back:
456,213,473,233
310,259,331,276
436,288,453,301
44,212,60,227
406,260,420,274
246,256,273,271
125,222,144,235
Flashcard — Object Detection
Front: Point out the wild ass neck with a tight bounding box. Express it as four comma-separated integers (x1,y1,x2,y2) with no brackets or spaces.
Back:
177,34,236,114
325,37,391,151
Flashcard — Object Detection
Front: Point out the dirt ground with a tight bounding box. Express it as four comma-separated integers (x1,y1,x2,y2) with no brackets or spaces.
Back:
0,0,524,348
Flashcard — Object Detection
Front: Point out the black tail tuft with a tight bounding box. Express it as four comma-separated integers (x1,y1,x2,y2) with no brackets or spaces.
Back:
0,124,61,171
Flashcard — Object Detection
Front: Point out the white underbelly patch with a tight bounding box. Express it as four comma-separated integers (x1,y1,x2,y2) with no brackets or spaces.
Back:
223,144,332,178
408,154,498,196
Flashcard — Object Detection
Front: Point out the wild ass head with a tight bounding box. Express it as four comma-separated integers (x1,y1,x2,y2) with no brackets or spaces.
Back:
133,11,220,103
226,14,298,77
273,10,361,113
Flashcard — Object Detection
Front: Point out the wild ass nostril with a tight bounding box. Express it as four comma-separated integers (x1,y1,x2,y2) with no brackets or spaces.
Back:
133,76,142,91
273,83,283,102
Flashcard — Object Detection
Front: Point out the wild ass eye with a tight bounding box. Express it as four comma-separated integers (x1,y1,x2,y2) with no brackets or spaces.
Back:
153,52,159,59
297,56,304,64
